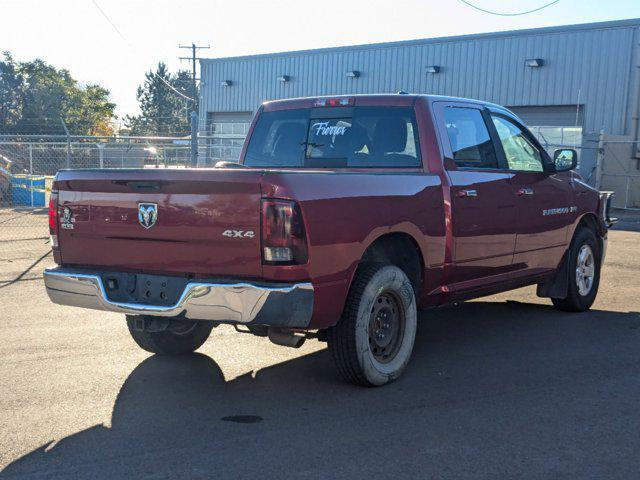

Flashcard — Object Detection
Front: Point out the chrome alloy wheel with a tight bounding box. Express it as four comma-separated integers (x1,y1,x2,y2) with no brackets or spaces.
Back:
576,244,595,296
368,291,405,363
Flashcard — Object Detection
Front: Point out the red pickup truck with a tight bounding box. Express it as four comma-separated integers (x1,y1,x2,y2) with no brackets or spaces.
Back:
44,94,614,386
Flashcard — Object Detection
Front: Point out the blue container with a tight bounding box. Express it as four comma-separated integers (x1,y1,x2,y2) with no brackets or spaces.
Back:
10,175,46,207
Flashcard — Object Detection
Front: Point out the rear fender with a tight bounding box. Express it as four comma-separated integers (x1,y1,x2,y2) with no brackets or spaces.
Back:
309,223,435,330
345,223,427,296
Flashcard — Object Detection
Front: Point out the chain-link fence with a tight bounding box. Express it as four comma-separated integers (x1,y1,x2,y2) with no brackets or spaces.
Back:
598,136,640,210
532,130,640,209
533,129,602,185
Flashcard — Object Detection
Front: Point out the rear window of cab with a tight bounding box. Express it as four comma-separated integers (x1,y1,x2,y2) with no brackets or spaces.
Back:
243,106,421,168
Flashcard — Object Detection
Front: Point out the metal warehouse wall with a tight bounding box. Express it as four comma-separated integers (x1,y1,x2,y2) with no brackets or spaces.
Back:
199,20,640,136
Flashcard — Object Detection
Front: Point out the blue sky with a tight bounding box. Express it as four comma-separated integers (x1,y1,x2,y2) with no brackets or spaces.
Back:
1,0,639,118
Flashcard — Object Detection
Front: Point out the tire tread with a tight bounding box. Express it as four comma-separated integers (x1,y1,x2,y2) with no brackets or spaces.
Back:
327,263,387,387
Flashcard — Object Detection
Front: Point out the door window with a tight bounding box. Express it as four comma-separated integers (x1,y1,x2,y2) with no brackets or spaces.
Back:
443,107,498,169
491,116,544,172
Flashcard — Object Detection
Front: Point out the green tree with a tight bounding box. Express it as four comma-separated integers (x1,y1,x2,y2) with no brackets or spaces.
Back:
0,52,116,136
67,84,117,136
125,62,195,136
0,52,24,132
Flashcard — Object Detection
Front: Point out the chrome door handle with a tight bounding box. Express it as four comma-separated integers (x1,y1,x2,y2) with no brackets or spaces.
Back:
517,187,534,196
457,189,478,198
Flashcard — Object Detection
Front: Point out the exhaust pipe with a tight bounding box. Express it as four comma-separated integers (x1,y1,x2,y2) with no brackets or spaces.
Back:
268,327,306,348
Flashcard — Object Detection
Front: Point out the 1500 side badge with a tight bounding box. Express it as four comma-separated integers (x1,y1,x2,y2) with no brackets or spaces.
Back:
543,206,577,216
222,230,255,238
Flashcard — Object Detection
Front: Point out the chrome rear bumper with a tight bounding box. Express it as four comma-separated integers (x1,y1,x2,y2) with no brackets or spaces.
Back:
44,268,314,327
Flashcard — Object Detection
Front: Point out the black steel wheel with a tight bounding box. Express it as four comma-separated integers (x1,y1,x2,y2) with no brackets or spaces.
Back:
368,291,406,364
328,263,417,387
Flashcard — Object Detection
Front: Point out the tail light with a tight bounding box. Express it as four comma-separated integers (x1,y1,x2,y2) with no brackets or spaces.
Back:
48,192,59,247
261,199,308,264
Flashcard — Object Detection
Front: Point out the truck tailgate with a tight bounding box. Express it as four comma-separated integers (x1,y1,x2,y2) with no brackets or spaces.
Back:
55,169,263,278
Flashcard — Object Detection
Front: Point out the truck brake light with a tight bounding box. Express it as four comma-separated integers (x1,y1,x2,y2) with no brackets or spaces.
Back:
261,199,308,264
313,97,354,107
48,192,59,247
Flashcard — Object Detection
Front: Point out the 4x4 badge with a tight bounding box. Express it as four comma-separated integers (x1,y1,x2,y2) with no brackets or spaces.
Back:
222,229,255,238
138,203,158,229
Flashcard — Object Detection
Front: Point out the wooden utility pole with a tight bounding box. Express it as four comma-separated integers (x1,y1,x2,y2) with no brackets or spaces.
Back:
180,43,210,167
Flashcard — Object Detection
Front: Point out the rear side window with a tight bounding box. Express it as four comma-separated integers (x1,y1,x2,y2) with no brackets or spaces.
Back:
443,107,498,169
244,109,307,167
244,107,421,168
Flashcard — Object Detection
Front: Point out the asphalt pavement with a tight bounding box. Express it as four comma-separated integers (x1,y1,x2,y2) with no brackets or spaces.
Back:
0,227,639,479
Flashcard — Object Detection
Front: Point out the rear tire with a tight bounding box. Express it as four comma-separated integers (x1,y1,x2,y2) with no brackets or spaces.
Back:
551,227,601,312
327,264,417,387
126,315,214,355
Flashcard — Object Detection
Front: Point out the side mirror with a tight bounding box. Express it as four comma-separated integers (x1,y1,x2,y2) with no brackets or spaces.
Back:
553,148,578,172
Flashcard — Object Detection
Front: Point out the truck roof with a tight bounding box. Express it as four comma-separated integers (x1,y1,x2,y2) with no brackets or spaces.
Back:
262,93,512,114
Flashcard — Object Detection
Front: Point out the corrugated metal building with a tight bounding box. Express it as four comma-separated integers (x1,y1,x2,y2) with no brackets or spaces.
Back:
199,18,640,188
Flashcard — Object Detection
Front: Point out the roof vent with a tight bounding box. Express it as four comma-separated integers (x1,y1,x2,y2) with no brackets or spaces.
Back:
346,70,360,79
397,90,409,95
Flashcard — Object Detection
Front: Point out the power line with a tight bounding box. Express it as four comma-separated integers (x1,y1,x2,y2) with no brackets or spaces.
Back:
90,0,195,104
458,0,560,16
91,0,131,46
153,73,195,103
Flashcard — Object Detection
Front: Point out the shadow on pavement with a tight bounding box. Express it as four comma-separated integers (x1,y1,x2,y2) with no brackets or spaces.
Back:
0,250,50,288
2,301,640,479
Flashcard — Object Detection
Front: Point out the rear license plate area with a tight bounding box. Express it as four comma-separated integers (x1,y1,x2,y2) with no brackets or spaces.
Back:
101,272,188,306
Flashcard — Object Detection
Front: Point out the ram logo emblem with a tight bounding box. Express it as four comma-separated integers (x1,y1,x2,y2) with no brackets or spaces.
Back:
138,203,158,229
